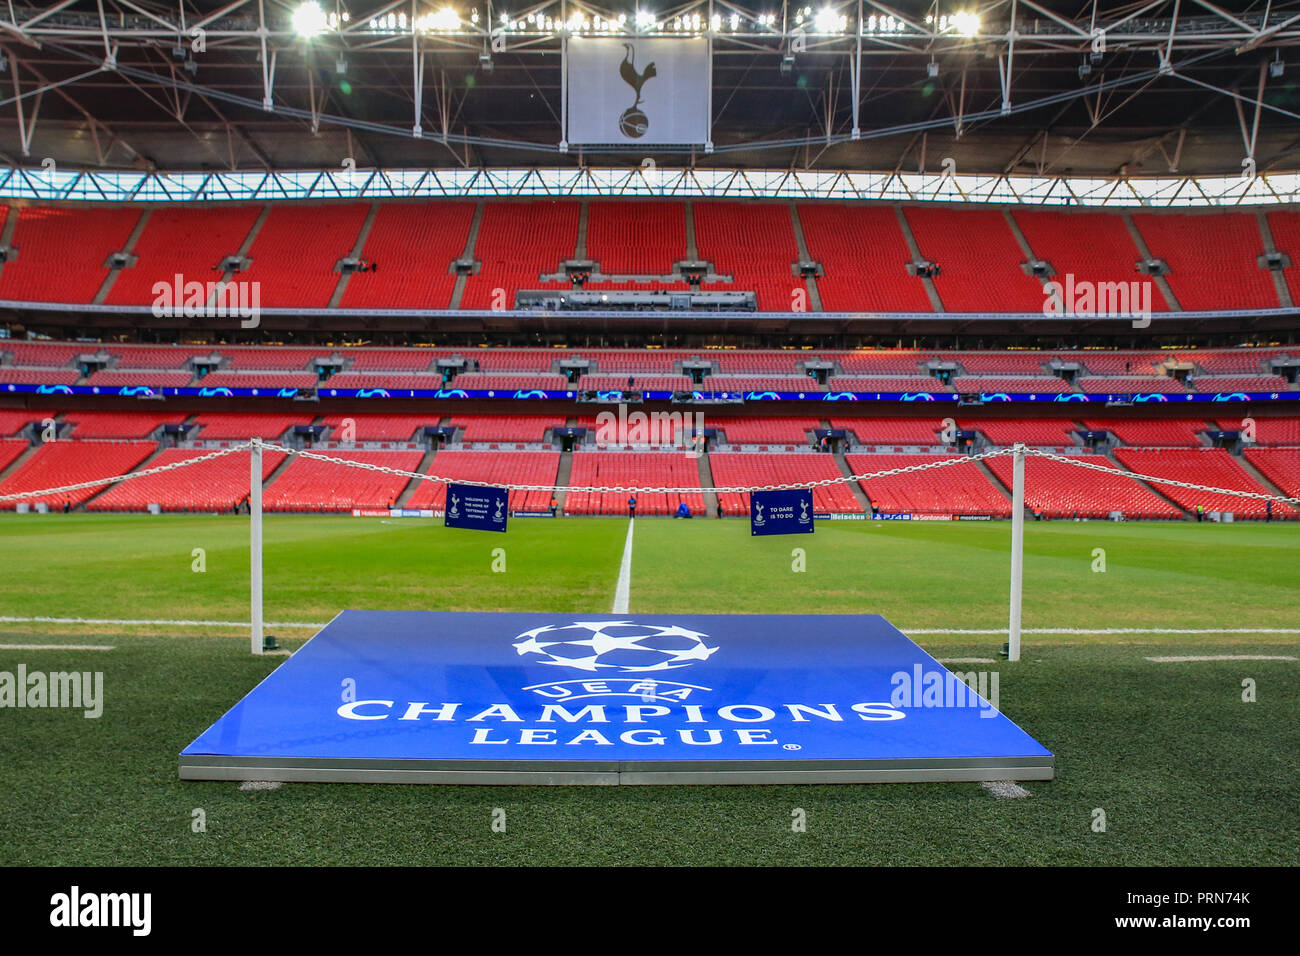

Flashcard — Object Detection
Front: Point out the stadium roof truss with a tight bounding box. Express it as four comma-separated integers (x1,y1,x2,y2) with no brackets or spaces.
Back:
1,2,1300,201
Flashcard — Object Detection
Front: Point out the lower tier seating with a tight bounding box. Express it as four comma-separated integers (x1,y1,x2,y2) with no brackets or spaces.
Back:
406,451,560,513
710,454,863,515
564,452,705,516
845,453,1011,516
263,450,425,512
985,454,1182,519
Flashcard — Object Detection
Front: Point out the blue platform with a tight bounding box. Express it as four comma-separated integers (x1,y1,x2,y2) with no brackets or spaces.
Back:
180,611,1054,785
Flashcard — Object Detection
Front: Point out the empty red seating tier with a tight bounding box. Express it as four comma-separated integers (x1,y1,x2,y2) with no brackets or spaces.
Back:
846,453,1010,516
695,202,803,311
951,376,1073,394
0,206,141,303
960,418,1078,446
88,447,286,512
1266,211,1300,305
453,374,568,392
1193,375,1291,393
904,207,1047,312
3,342,86,366
262,449,424,512
1011,210,1168,312
106,206,262,305
0,441,155,508
828,376,946,393
710,454,863,515
84,370,193,388
985,454,1182,519
831,418,944,445
798,205,932,312
833,351,930,374
0,368,80,385
200,371,318,390
1133,212,1276,311
454,415,562,442
586,201,687,274
0,438,28,473
1083,418,1207,447
0,409,54,436
322,414,437,442
705,376,823,393
193,414,307,441
564,452,704,516
1115,448,1272,517
712,417,818,444
341,203,474,310
579,374,692,392
1216,416,1300,445
1077,376,1187,393
326,373,445,391
64,411,186,439
1243,448,1300,506
342,349,439,371
459,202,578,310
244,204,369,308
406,451,560,513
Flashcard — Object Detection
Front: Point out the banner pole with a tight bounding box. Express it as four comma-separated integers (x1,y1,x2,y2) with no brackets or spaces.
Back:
250,438,264,656
1008,443,1025,662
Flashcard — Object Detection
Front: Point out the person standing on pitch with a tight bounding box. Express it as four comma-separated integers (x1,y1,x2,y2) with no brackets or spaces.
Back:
628,495,637,518
550,496,559,518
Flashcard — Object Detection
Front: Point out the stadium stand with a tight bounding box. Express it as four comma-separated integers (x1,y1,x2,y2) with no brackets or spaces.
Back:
459,201,579,309
961,417,1079,446
797,204,933,312
453,415,563,443
63,411,185,439
832,418,945,446
407,451,560,513
564,451,705,516
321,414,436,442
244,204,369,308
1115,448,1273,517
0,206,140,303
0,438,28,474
1131,212,1276,311
220,348,328,370
712,417,819,445
904,207,1047,312
1083,418,1207,447
985,454,1183,519
711,453,864,515
1242,448,1300,502
586,201,687,274
950,375,1074,394
1265,210,1300,305
83,370,194,388
832,351,931,374
0,410,53,437
87,447,286,512
706,376,823,393
324,373,445,390
951,352,1054,374
199,371,318,390
340,202,474,310
262,449,425,511
2,342,86,367
341,349,439,371
1075,375,1188,393
1075,352,1171,375
1217,416,1300,445
847,453,1011,516
694,202,803,311
1191,375,1291,393
827,375,948,393
579,374,692,392
193,413,307,441
0,441,155,508
0,368,81,385
106,206,263,305
451,373,569,391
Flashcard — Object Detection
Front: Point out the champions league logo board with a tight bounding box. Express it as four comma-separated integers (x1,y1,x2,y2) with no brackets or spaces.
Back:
180,611,1054,785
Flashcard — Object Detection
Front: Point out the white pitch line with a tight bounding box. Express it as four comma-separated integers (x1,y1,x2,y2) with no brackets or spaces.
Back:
906,628,1300,635
0,643,115,651
937,657,996,664
612,518,635,614
1145,654,1298,663
982,780,1031,799
0,616,325,628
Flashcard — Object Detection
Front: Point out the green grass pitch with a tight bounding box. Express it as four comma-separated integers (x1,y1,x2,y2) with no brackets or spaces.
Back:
0,514,1296,865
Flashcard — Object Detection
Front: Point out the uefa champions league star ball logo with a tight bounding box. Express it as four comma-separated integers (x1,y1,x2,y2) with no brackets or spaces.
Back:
512,620,718,672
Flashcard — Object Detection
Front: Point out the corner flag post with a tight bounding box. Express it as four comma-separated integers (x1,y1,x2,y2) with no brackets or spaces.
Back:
250,438,264,655
1008,442,1025,662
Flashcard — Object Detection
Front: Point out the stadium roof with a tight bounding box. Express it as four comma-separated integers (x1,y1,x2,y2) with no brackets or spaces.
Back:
1,1,1299,182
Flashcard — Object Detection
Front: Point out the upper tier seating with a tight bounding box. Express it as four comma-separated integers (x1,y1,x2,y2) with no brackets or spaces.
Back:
832,351,931,375
695,202,803,311
904,207,1047,312
406,450,560,513
951,375,1074,394
710,454,863,515
192,413,307,441
1076,375,1188,394
846,453,1011,515
454,415,563,443
1114,448,1272,517
827,375,947,393
322,414,438,442
586,201,687,274
1215,416,1300,445
0,409,53,437
0,206,140,303
107,206,261,305
1132,212,1276,311
1191,375,1291,393
564,451,705,516
459,202,578,309
0,441,155,507
83,370,194,389
798,204,932,312
340,202,474,310
705,376,824,393
712,417,819,445
832,418,945,445
961,418,1079,446
263,449,425,511
244,204,369,308
985,454,1182,519
63,411,186,439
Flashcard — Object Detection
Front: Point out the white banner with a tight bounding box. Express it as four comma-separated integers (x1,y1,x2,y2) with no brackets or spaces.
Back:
566,37,710,146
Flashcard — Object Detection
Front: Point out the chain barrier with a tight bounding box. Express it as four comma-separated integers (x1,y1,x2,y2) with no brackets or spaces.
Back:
0,438,1294,507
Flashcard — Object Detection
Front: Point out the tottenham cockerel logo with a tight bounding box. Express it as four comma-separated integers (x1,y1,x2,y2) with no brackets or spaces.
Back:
618,43,656,139
512,620,717,672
